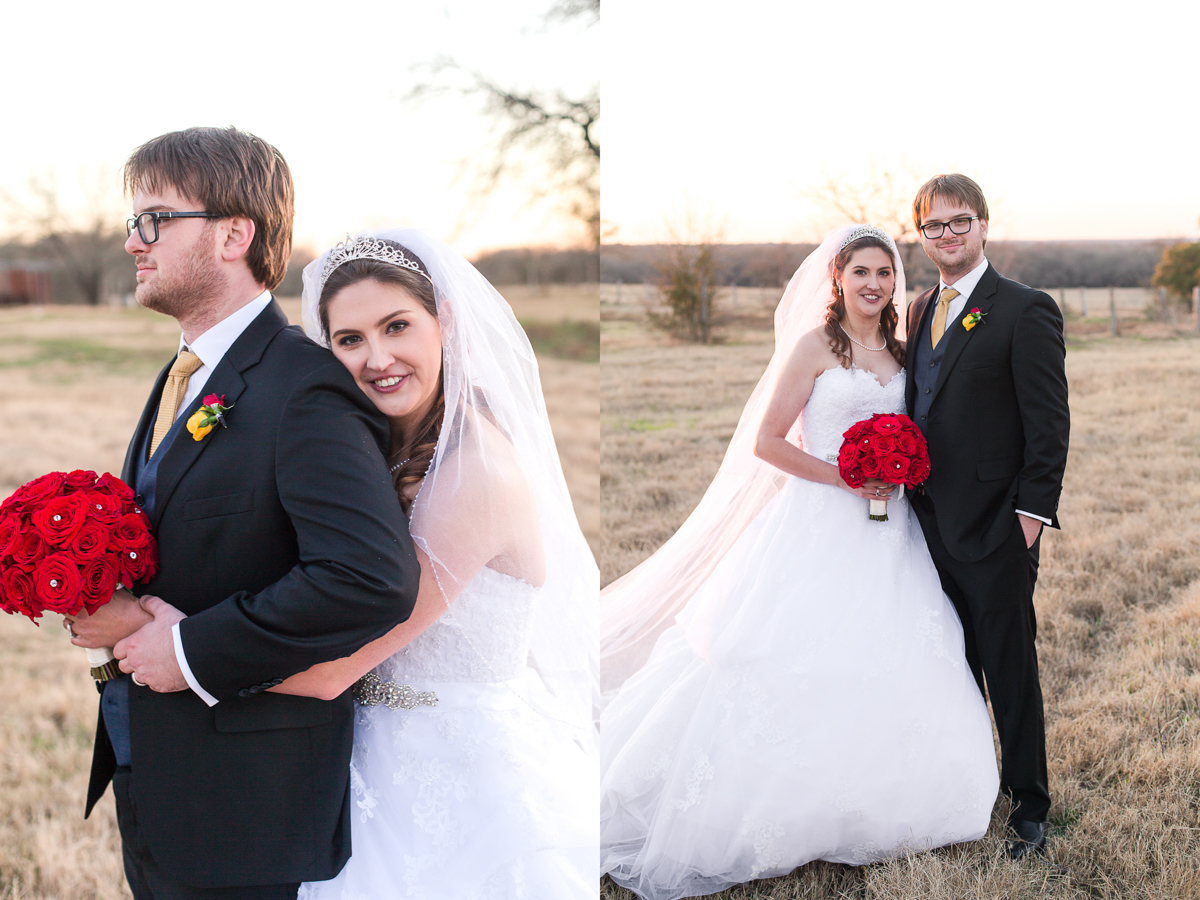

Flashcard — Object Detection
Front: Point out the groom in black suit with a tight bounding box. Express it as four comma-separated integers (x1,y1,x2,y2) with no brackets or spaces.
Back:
71,128,419,898
904,175,1069,859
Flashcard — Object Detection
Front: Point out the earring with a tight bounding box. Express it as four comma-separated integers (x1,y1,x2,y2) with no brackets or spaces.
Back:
835,283,843,297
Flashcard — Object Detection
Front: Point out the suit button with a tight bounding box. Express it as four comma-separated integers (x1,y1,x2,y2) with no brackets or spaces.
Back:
271,678,284,686
920,414,926,420
248,684,262,694
928,361,935,368
924,388,930,394
238,689,250,698
135,494,146,506
259,681,274,688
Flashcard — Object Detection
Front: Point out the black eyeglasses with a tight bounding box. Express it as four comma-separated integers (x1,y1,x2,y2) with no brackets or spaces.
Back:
919,216,979,240
126,211,223,244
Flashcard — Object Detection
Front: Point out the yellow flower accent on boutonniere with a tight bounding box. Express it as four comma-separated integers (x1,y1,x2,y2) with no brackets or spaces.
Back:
186,410,214,441
185,393,233,442
961,307,987,332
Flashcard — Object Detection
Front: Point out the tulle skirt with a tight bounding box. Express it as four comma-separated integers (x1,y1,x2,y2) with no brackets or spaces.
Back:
301,671,597,900
600,478,1000,900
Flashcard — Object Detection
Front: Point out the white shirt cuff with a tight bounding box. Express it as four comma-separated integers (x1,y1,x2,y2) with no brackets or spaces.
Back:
172,621,220,707
1016,509,1052,526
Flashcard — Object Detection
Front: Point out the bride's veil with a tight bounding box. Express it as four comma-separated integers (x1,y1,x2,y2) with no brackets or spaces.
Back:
301,229,598,743
600,225,907,700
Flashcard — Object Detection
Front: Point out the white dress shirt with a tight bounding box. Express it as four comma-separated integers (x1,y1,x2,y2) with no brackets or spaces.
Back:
934,259,1051,528
937,255,989,324
167,290,273,707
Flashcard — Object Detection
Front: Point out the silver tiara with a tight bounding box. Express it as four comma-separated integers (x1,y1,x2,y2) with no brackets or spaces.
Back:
838,225,895,252
320,234,434,290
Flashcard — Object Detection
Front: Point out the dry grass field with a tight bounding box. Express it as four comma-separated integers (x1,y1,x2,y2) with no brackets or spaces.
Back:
600,308,1200,899
0,289,596,900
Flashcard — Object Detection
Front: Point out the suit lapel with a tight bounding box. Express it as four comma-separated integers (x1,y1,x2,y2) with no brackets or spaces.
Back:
151,300,289,524
122,360,173,486
906,287,936,412
930,265,999,404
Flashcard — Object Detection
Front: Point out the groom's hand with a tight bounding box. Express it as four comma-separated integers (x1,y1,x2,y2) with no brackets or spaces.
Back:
1018,513,1043,549
114,596,188,692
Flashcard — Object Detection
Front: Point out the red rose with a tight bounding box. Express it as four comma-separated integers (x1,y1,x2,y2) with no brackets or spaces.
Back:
32,553,83,615
108,514,152,552
894,431,917,455
79,559,117,615
69,521,111,561
203,393,225,408
95,473,135,503
62,469,99,493
842,467,864,489
872,415,902,435
0,514,21,558
861,454,883,479
12,472,66,508
0,567,40,622
884,454,911,483
31,494,89,547
116,541,156,586
874,434,897,454
909,458,931,485
83,490,125,524
837,441,859,472
856,436,874,458
10,531,48,568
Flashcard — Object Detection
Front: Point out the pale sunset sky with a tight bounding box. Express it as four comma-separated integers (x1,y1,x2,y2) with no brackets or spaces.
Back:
0,0,597,258
603,0,1200,244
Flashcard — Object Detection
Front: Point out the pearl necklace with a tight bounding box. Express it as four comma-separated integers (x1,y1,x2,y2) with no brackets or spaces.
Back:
389,456,411,474
838,322,886,352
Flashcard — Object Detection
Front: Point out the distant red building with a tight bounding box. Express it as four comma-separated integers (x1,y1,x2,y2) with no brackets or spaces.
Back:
0,262,52,305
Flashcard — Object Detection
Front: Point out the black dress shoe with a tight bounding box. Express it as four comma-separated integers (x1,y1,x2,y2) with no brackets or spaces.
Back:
1006,819,1049,860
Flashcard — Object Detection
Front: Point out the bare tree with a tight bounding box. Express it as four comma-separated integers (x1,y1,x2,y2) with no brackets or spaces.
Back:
804,159,927,273
654,203,726,343
0,168,131,305
403,3,599,253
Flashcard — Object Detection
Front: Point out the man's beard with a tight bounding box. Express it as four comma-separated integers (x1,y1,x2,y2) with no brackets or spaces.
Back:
136,233,228,319
933,242,983,279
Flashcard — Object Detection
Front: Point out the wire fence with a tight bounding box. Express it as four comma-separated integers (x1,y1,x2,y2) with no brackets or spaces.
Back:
602,283,1200,334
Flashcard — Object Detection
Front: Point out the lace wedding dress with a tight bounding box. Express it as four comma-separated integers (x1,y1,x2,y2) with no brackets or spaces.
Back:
600,366,1000,900
299,566,597,900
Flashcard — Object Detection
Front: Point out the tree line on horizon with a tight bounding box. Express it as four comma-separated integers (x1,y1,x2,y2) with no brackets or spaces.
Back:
601,239,1184,291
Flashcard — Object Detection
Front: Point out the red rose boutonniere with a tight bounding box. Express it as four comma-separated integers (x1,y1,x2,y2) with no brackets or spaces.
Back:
186,394,233,442
961,307,987,331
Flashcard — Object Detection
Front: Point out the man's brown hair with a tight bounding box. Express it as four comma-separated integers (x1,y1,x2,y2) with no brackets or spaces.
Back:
124,127,294,290
912,174,989,232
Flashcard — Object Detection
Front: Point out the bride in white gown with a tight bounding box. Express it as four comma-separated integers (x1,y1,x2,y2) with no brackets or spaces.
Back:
600,226,999,899
270,230,597,899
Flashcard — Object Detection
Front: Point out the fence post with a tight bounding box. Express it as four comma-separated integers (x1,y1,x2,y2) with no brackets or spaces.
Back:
1194,285,1199,332
1080,286,1088,317
731,281,738,308
1109,286,1118,336
615,278,622,304
1158,286,1168,323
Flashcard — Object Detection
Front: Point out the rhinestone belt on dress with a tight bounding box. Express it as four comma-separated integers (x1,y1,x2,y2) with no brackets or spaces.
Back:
351,672,439,710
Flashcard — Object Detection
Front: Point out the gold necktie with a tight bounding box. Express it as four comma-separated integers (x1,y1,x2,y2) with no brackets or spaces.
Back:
149,349,204,458
929,287,961,349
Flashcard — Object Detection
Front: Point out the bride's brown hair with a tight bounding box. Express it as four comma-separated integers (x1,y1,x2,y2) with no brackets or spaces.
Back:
824,236,905,369
318,245,443,515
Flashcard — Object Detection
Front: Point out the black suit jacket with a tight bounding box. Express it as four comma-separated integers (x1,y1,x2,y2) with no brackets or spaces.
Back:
86,300,419,887
905,265,1069,562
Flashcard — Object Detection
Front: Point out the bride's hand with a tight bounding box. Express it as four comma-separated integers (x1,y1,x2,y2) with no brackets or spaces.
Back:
65,588,154,649
844,478,898,501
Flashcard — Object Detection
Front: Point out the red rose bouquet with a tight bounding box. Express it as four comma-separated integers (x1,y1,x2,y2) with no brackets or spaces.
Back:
0,470,158,680
836,413,931,521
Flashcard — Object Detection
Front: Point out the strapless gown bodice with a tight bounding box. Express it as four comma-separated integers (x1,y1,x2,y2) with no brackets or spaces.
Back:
799,364,906,460
376,565,539,684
